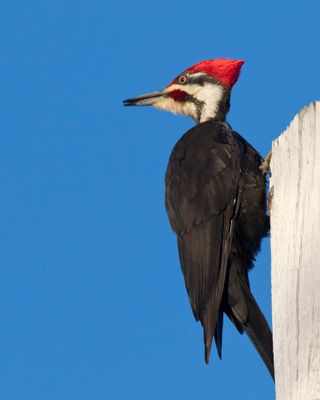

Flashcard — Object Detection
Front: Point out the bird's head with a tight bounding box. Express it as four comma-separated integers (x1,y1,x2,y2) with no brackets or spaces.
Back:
124,58,244,124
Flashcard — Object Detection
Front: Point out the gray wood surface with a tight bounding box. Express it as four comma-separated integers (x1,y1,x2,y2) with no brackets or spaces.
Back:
270,102,320,399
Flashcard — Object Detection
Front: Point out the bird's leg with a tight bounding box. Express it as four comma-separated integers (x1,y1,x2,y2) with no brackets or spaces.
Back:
260,151,273,210
260,151,272,175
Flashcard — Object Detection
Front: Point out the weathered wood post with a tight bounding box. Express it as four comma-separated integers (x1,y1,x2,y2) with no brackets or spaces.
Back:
270,102,320,399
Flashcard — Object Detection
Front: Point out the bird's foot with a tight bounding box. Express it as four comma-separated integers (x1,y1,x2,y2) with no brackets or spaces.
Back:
260,151,272,175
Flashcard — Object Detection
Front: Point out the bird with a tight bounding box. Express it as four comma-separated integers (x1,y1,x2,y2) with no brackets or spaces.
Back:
123,58,274,379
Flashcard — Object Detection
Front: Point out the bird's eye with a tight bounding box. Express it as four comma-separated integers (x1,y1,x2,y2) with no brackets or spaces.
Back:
178,75,187,84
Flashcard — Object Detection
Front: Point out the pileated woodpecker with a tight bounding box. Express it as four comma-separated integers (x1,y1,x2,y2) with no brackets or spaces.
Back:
123,59,274,379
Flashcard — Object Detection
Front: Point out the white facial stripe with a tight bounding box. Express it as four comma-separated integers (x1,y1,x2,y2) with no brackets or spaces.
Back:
151,76,224,122
197,84,224,122
153,96,197,120
185,72,207,80
182,102,197,120
166,82,223,122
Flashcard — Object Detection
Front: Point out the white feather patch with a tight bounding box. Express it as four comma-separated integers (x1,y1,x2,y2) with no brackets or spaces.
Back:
196,84,224,122
153,96,197,120
154,77,224,122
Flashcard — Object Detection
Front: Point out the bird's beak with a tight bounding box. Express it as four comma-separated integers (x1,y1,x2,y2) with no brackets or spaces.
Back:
123,89,167,106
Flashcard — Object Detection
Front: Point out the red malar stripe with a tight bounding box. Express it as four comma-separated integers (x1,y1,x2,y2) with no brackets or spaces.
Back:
167,89,188,102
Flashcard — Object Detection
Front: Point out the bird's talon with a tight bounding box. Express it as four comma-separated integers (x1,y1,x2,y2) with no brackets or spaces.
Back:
260,151,272,175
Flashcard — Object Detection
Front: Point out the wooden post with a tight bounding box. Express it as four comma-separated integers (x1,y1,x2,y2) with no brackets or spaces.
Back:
270,102,320,399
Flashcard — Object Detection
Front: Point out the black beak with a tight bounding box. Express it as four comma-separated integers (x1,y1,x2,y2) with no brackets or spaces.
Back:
123,90,166,106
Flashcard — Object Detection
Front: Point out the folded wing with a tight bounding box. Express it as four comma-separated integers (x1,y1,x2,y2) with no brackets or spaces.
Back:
165,121,242,361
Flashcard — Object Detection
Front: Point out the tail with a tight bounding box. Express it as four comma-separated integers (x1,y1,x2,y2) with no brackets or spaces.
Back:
227,264,274,380
213,309,224,360
241,287,274,380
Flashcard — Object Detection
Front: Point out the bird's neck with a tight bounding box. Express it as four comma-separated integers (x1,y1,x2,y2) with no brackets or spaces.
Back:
196,88,230,124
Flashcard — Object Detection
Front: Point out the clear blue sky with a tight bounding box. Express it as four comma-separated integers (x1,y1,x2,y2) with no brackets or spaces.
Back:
0,1,319,399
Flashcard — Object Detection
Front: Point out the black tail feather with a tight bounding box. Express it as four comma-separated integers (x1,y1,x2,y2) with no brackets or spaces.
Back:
242,289,274,380
227,263,274,380
214,310,224,359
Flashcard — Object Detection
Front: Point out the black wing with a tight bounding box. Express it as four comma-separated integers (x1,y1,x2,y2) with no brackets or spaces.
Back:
165,121,242,361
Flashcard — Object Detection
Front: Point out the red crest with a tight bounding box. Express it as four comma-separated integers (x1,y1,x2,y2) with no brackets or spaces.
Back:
183,58,245,88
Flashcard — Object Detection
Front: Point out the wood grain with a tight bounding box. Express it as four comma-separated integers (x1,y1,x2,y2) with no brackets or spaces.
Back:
271,102,320,399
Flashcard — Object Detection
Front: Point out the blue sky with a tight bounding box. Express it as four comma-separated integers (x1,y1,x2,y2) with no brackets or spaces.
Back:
0,1,319,399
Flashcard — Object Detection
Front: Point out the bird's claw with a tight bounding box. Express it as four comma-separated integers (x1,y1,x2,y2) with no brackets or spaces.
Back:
260,151,272,175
